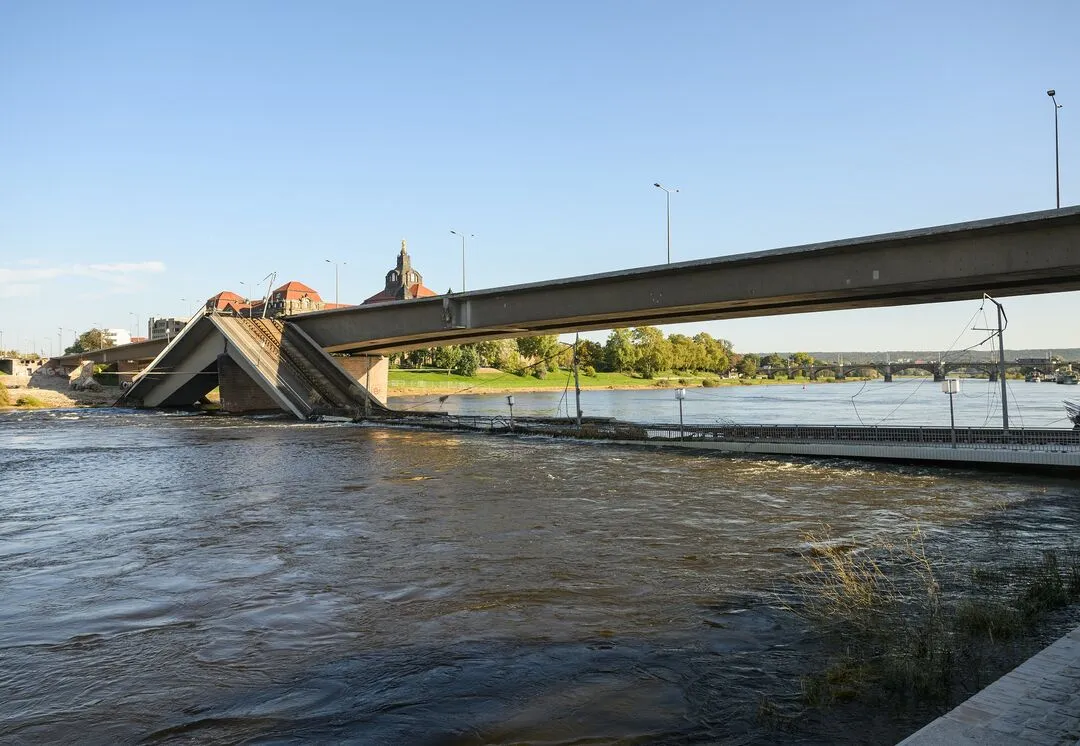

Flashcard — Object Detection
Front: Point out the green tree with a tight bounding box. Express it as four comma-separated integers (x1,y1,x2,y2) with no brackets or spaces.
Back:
791,351,815,367
692,332,732,373
453,345,480,376
516,335,561,365
668,333,706,371
65,328,112,355
574,339,604,370
763,352,788,370
431,345,462,371
602,329,636,372
475,340,515,369
631,326,673,378
737,353,760,378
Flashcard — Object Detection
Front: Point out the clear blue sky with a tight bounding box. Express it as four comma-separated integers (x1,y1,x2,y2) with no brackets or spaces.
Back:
1,1,1076,357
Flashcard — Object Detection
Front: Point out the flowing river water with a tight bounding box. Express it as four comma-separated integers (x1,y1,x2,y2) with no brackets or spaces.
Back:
2,382,1080,743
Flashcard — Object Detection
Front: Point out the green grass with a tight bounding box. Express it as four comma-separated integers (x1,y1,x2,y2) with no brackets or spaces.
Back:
14,395,48,408
0,381,9,406
388,368,726,392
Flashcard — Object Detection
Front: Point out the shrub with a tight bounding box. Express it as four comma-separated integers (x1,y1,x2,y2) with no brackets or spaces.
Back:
0,381,9,406
15,395,47,408
702,378,719,387
583,365,597,377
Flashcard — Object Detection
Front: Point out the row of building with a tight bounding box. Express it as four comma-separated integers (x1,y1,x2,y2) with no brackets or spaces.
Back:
110,241,440,345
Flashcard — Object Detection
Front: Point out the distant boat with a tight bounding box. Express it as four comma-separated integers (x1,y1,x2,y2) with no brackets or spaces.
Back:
1057,373,1078,385
1066,400,1080,428
1025,372,1042,382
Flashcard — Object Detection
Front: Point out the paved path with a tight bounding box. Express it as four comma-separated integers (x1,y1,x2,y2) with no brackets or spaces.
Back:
899,625,1080,745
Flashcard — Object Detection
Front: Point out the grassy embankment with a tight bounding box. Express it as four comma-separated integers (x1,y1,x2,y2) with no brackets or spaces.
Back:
757,526,1080,731
388,368,876,396
0,380,48,409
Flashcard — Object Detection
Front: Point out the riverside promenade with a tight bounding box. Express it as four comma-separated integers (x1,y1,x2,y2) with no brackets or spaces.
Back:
899,625,1080,745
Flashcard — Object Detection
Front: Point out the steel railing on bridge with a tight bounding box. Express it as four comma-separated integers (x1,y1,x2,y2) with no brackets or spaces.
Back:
370,411,1080,453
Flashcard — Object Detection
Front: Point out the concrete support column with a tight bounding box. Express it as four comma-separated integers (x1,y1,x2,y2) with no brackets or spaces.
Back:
883,366,893,383
989,370,999,382
218,354,280,413
336,355,389,406
934,368,945,382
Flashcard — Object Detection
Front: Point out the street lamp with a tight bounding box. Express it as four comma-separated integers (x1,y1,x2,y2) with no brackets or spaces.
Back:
653,183,679,263
676,387,686,440
1048,89,1062,209
129,312,139,338
450,231,473,292
324,259,346,305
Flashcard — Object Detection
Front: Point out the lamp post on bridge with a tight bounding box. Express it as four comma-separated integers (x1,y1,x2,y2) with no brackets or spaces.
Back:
1048,89,1062,209
324,259,346,305
450,231,473,292
942,378,959,448
653,183,679,264
676,388,686,441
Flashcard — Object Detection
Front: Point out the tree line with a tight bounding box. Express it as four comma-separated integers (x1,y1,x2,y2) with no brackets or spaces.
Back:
390,327,821,379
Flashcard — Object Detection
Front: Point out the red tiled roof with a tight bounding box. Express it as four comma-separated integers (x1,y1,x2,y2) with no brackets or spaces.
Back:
272,281,322,302
206,290,250,311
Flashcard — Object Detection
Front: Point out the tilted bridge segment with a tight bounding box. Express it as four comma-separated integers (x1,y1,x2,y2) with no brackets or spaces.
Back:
111,205,1080,418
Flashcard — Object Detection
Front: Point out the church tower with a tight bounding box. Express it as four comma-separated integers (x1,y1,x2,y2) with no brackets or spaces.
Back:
363,240,438,304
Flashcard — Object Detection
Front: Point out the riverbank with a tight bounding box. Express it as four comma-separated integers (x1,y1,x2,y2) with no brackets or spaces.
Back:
0,376,116,411
386,368,881,397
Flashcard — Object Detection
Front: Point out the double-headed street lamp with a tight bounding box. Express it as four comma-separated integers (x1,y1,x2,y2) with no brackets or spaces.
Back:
450,230,473,292
1048,89,1063,209
653,182,679,263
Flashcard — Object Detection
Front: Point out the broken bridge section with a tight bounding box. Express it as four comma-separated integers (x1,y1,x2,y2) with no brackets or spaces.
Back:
119,313,388,419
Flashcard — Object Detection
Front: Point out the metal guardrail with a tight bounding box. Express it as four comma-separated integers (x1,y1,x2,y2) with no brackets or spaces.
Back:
638,423,1080,452
372,412,1080,453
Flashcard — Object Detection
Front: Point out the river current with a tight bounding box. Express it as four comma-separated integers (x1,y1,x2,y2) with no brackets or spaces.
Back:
2,385,1079,743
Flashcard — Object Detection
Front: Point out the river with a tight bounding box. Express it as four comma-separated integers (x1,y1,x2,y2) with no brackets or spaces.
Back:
2,386,1079,743
391,376,1079,429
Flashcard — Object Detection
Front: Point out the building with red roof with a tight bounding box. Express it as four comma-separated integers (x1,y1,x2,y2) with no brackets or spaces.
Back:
363,240,438,304
204,290,251,314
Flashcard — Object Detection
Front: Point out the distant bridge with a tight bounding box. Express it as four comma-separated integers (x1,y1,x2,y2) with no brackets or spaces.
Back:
762,360,1080,382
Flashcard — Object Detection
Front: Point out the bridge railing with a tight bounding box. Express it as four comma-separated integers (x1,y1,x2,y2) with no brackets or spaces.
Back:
637,423,1080,451
373,410,1080,451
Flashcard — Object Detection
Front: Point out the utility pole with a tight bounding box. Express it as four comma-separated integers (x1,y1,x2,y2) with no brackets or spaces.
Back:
976,294,1009,433
572,333,582,427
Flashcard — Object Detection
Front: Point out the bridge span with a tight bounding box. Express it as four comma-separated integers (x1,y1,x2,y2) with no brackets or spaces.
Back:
293,206,1080,354
114,205,1080,416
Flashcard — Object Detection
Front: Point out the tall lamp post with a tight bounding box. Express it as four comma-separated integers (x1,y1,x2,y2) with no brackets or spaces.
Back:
1048,89,1062,209
450,231,473,292
324,259,346,305
653,183,679,263
129,312,139,338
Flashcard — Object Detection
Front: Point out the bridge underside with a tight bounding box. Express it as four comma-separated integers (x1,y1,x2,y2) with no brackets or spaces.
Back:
290,207,1080,354
120,315,388,419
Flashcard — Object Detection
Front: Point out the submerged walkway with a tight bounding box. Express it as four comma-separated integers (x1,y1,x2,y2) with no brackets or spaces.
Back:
899,625,1080,745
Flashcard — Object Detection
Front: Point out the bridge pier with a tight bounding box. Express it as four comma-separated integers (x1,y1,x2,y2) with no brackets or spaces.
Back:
989,370,999,382
934,368,945,382
336,355,389,409
218,354,281,413
884,367,893,383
